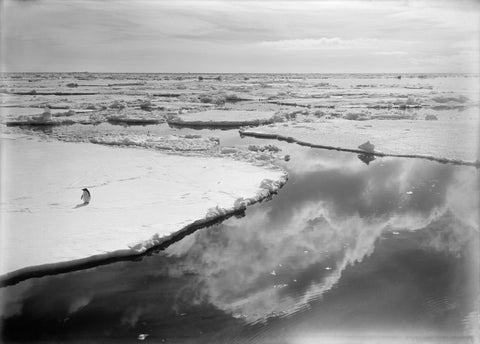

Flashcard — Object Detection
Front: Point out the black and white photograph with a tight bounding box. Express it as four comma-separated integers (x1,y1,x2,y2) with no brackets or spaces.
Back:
0,0,479,343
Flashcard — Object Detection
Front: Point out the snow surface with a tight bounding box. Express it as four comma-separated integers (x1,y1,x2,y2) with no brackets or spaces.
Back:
89,133,219,151
5,108,103,126
0,135,286,277
241,119,479,165
168,110,276,127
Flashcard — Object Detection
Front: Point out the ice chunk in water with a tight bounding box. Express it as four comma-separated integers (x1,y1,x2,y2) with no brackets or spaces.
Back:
358,140,375,153
137,334,149,340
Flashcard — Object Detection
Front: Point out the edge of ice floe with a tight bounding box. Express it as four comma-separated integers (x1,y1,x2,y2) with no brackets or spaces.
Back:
239,129,480,168
167,118,276,128
0,171,288,288
106,117,163,125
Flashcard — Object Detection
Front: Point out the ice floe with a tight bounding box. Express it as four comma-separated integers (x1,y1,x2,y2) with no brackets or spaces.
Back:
5,108,103,126
106,111,164,125
89,133,219,151
167,110,277,127
240,118,479,166
0,135,287,279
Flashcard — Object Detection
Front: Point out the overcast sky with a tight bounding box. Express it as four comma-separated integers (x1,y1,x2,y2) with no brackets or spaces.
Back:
2,0,479,73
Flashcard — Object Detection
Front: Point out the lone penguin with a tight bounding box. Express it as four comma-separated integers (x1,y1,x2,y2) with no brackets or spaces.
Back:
81,188,91,205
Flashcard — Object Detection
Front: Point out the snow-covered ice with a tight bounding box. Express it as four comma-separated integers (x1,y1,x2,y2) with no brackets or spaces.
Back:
168,110,277,127
106,111,164,125
4,108,103,126
89,133,219,151
0,134,286,278
241,118,479,166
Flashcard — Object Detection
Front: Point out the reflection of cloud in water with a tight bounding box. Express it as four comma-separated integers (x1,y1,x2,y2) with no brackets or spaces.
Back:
418,167,479,256
445,168,479,229
167,157,478,323
68,296,91,315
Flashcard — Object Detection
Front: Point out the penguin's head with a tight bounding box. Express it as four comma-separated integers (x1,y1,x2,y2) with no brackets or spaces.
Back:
82,188,88,191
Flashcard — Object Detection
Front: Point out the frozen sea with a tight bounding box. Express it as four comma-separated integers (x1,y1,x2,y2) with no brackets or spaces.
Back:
1,73,479,343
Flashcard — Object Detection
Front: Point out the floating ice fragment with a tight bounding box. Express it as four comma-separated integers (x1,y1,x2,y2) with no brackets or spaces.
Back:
138,334,149,340
248,144,281,153
325,266,332,270
270,270,276,276
392,231,400,235
358,140,375,153
406,191,413,195
432,95,468,104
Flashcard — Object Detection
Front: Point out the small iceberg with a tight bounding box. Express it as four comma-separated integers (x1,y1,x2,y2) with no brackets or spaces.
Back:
358,141,375,153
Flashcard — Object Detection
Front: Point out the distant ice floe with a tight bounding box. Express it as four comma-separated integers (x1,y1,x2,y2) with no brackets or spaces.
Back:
5,108,103,126
167,109,278,128
106,111,165,125
264,89,477,112
240,119,480,167
152,100,214,111
198,92,265,105
266,95,425,110
432,95,469,104
427,94,472,110
89,133,219,152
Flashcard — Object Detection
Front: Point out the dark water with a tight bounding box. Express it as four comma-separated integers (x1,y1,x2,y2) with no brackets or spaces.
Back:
1,143,479,343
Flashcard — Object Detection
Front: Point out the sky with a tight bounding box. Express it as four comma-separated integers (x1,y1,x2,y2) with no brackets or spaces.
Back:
1,0,479,73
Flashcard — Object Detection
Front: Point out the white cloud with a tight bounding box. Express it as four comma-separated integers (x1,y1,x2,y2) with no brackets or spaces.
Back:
257,38,381,51
371,51,409,56
2,0,479,72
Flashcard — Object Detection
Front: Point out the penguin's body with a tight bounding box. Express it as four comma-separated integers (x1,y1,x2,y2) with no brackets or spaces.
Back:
81,188,91,204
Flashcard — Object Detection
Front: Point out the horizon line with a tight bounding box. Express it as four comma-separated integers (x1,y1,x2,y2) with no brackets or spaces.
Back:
1,71,478,75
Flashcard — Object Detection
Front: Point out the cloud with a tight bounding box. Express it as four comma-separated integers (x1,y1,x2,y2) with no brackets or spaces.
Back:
68,296,91,315
371,51,409,56
257,38,381,51
2,0,479,72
